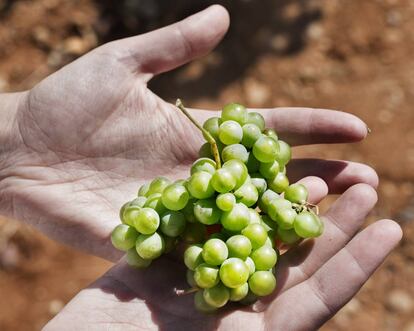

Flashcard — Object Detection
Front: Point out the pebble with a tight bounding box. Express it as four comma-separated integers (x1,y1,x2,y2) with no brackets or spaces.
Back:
243,79,270,106
387,289,414,313
48,299,64,315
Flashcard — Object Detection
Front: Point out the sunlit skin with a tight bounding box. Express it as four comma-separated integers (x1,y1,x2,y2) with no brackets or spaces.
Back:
0,5,401,330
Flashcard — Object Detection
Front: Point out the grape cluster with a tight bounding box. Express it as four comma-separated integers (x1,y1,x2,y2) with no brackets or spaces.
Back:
111,101,324,312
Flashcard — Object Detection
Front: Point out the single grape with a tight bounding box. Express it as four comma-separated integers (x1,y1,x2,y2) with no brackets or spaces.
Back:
229,283,249,301
241,123,262,148
187,171,215,199
248,209,262,225
211,168,236,193
218,120,243,145
268,172,289,193
181,222,207,243
161,184,189,211
234,182,259,207
226,235,252,259
221,203,250,231
248,271,276,296
253,136,279,163
277,227,301,244
250,245,277,270
111,224,138,251
263,128,278,141
219,258,250,288
245,256,256,276
191,158,217,175
275,208,297,229
216,193,236,212
135,232,165,260
160,211,186,237
194,290,217,313
294,211,323,238
194,263,220,288
184,244,204,271
203,117,220,140
203,283,230,308
276,140,291,166
186,269,197,288
284,183,308,204
144,193,167,215
241,223,268,249
246,112,265,131
134,208,160,234
222,159,248,189
258,189,280,213
126,248,152,268
259,160,280,179
268,198,292,222
250,174,268,196
147,177,171,195
130,196,147,208
122,204,141,227
194,198,222,225
202,238,228,266
182,199,197,223
221,144,249,163
221,103,248,125
138,183,150,197
246,152,260,173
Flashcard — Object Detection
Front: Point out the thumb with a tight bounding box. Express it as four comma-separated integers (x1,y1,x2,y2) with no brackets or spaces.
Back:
109,5,230,78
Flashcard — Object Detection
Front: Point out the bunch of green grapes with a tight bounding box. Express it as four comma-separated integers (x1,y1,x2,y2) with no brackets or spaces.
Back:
111,101,324,312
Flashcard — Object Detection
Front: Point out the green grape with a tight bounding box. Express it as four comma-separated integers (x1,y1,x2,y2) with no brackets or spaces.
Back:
184,244,204,271
261,214,278,231
221,103,248,125
253,136,279,163
246,152,260,173
259,160,280,179
219,120,243,145
186,269,197,287
219,258,250,288
130,196,147,208
241,123,262,148
277,227,301,244
135,232,165,260
203,117,220,140
194,198,222,225
163,235,178,253
263,128,278,141
138,183,150,197
258,189,280,213
284,183,308,204
148,177,171,195
222,159,248,189
161,183,189,211
275,208,297,229
216,193,236,211
248,209,262,225
122,205,140,227
294,211,323,238
111,224,138,251
247,112,265,131
134,208,160,234
250,245,277,270
203,283,230,308
211,168,236,193
144,193,167,215
268,198,292,222
250,174,267,196
119,201,131,223
221,203,250,231
241,223,268,249
234,182,259,207
199,142,213,159
194,263,220,288
226,235,252,259
181,222,207,243
249,271,276,296
160,211,186,237
191,158,217,175
229,283,249,301
276,140,291,166
244,256,256,276
268,172,289,193
187,171,215,199
182,199,197,223
202,238,228,265
194,290,217,313
221,144,249,163
126,248,152,268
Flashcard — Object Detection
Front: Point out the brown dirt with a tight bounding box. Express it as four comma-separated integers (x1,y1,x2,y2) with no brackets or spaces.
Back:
0,0,413,330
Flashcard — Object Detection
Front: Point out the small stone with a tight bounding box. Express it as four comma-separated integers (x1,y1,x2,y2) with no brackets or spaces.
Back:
48,299,64,315
307,23,324,41
387,289,414,313
63,37,88,55
33,26,51,46
244,79,270,106
270,34,289,52
386,10,402,27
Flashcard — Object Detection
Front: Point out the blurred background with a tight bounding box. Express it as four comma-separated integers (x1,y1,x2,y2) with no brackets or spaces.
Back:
0,0,413,330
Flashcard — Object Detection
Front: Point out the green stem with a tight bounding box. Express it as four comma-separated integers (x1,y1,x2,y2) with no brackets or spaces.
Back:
176,99,221,168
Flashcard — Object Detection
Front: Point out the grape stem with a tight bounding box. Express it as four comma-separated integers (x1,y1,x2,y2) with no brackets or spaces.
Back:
174,287,199,296
175,99,221,169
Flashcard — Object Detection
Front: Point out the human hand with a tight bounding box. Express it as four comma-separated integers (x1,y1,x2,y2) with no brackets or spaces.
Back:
0,5,377,261
43,183,402,331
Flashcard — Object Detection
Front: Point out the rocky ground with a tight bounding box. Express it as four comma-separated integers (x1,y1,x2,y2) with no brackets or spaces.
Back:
0,0,413,330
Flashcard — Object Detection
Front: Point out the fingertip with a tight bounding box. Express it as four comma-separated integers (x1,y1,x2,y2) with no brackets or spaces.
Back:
345,113,368,142
348,183,378,207
375,219,403,244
